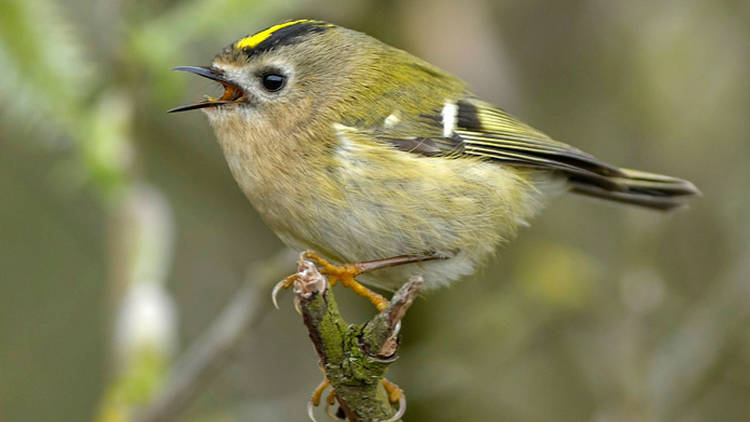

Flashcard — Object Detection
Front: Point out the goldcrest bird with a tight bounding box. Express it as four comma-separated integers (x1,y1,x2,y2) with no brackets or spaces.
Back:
171,19,699,301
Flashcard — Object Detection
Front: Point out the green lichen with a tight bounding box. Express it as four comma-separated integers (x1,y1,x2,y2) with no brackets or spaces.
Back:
300,288,399,421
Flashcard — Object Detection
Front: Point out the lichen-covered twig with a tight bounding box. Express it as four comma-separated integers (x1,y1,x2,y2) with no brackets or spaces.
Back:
295,257,423,422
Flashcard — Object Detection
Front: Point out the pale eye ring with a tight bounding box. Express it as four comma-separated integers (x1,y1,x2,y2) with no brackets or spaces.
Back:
261,73,286,92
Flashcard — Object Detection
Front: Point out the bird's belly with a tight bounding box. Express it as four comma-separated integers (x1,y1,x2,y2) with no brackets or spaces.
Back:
281,149,548,290
223,135,549,290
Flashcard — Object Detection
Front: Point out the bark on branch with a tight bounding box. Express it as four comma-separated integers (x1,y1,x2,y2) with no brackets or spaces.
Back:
295,259,422,422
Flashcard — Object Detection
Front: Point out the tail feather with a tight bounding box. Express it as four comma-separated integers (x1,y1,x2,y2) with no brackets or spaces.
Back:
568,167,700,211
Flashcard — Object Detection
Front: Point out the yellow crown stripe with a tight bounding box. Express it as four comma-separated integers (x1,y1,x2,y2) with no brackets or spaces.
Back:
235,19,315,49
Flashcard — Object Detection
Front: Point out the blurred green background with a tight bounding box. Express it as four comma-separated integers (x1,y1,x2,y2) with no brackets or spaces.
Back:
1,0,749,421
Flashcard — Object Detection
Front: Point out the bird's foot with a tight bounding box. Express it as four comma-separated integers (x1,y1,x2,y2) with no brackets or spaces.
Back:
306,376,406,422
300,251,389,311
273,249,448,311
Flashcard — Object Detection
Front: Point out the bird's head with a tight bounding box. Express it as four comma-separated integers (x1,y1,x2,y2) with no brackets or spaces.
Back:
170,19,363,135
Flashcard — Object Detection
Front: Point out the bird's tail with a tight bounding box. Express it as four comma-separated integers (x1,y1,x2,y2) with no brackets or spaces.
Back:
568,167,700,211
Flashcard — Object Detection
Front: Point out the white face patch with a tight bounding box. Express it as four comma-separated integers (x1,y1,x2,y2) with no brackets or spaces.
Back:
211,62,250,89
441,101,458,137
384,112,400,128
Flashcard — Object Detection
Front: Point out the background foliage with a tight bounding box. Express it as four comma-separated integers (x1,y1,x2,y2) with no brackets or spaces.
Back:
1,0,749,421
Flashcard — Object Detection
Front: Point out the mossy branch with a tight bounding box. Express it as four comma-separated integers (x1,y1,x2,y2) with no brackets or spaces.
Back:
294,259,422,422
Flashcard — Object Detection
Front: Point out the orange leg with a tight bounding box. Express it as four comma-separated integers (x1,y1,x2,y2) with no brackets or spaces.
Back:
324,388,339,419
310,377,330,407
307,377,334,422
308,378,402,421
381,378,403,403
325,388,337,406
302,250,445,311
274,250,447,311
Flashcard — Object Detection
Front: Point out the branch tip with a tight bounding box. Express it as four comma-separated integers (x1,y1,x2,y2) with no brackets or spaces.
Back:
360,275,424,361
295,259,421,422
294,259,327,300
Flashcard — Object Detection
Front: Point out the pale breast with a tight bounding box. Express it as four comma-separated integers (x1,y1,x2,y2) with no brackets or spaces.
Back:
211,115,552,290
298,132,549,290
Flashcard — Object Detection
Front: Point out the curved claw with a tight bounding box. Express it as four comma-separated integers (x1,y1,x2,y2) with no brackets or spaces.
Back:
379,392,406,422
307,377,331,421
306,400,319,422
271,274,298,310
324,389,338,419
271,279,285,310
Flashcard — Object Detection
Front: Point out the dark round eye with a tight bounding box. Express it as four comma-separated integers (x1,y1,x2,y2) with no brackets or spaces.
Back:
261,73,286,92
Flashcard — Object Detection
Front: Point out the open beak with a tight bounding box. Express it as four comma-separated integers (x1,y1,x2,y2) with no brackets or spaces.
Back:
168,66,245,113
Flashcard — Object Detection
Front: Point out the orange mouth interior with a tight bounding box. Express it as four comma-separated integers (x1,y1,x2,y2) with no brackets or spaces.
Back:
207,82,243,102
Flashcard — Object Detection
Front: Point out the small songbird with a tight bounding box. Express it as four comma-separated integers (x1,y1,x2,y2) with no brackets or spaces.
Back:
171,19,698,306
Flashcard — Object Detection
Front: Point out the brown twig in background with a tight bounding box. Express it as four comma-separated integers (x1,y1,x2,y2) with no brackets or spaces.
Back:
137,249,296,422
